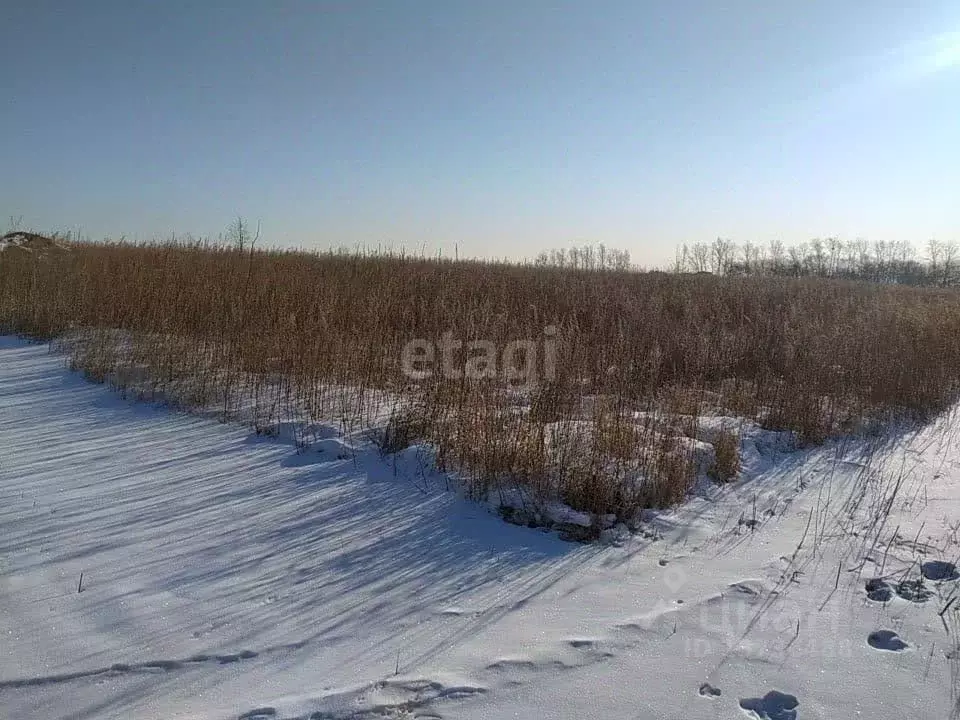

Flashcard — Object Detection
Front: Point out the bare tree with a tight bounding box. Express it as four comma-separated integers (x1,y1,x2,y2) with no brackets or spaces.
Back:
711,237,735,274
740,241,757,273
927,239,942,276
851,237,870,274
943,241,958,286
768,238,785,274
787,244,804,276
872,240,889,281
690,242,710,273
809,238,826,276
226,216,260,252
826,237,843,276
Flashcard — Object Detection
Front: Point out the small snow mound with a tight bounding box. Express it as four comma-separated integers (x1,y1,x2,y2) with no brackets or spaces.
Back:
492,486,599,540
0,231,69,256
694,415,741,445
599,522,631,546
674,435,716,475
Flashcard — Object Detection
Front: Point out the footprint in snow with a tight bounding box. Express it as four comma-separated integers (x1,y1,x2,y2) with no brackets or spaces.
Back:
867,630,909,652
738,691,799,720
865,577,932,603
865,578,893,602
921,560,959,582
698,682,721,698
237,709,276,720
895,579,933,603
728,580,765,598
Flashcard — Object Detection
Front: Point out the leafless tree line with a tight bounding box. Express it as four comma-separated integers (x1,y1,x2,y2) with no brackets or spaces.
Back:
534,243,632,272
676,238,960,286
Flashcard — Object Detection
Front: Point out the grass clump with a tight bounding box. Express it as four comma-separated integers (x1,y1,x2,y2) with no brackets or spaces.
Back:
708,428,741,483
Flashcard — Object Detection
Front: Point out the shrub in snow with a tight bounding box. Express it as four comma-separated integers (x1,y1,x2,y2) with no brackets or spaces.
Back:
708,427,741,483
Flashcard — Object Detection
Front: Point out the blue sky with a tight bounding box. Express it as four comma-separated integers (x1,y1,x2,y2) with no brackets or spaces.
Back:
2,1,958,264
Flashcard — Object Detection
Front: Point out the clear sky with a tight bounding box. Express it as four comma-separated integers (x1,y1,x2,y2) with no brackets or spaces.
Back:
2,1,959,265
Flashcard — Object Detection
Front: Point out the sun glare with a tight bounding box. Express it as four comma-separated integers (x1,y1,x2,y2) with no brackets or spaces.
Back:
923,30,960,73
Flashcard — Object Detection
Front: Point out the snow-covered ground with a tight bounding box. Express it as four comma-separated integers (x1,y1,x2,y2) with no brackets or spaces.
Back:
2,336,959,719
0,231,69,255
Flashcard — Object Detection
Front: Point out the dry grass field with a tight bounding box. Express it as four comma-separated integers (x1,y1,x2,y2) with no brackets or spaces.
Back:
4,231,960,525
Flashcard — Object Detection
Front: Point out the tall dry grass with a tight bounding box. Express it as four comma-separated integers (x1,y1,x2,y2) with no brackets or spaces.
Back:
4,233,960,523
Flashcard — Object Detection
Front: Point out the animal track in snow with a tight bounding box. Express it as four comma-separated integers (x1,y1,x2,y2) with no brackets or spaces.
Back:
698,682,721,698
867,630,909,652
485,659,541,673
895,579,933,603
702,580,770,610
739,691,799,720
921,560,959,582
727,580,766,599
865,578,894,602
864,577,932,603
